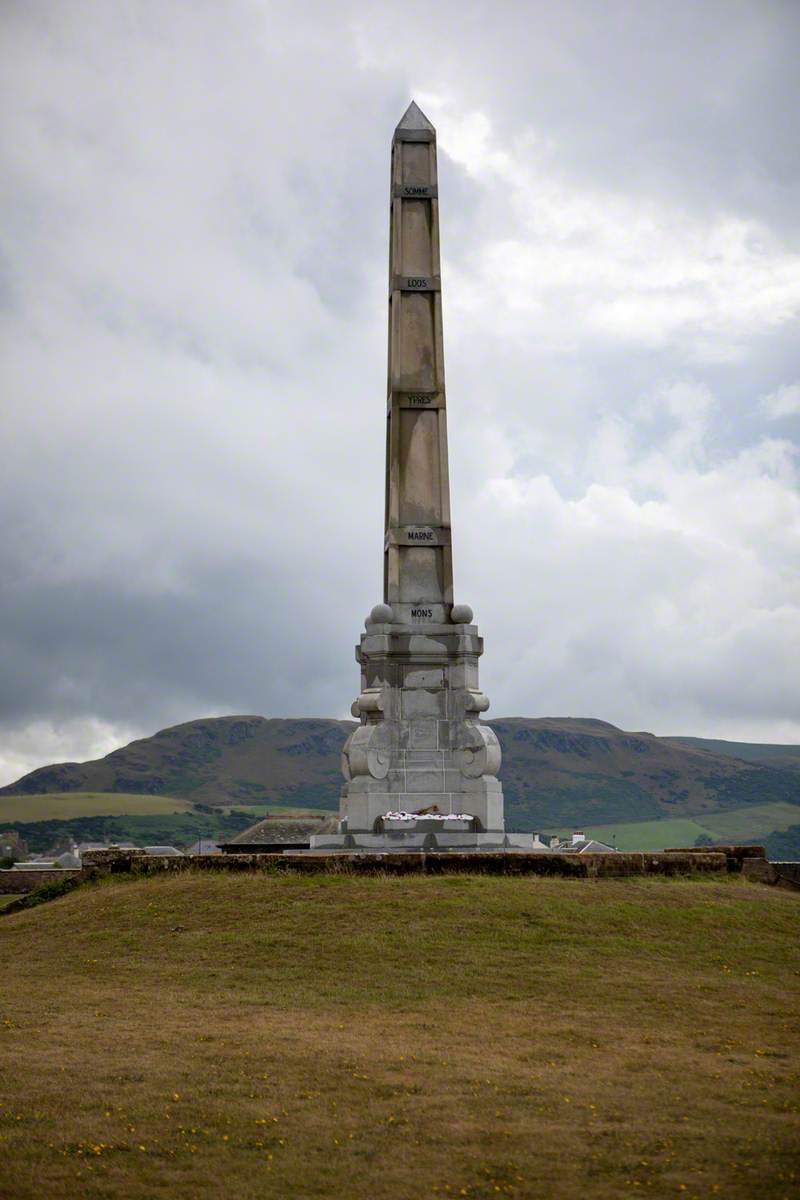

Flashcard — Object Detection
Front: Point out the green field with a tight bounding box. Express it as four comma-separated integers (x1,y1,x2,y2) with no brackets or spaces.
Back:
225,803,337,818
702,802,800,841
0,871,798,1199
0,792,192,823
543,817,714,851
545,801,800,851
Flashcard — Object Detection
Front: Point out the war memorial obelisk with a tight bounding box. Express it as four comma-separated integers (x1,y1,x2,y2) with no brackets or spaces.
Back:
313,103,532,852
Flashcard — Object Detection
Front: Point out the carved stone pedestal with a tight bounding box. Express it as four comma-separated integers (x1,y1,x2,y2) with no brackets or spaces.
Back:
314,604,523,842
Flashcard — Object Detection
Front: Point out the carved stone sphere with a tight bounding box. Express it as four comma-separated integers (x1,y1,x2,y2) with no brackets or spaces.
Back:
450,603,474,624
370,603,394,624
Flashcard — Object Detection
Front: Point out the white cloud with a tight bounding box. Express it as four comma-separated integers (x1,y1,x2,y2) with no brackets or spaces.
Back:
0,719,138,790
426,102,800,360
467,401,800,740
761,383,800,419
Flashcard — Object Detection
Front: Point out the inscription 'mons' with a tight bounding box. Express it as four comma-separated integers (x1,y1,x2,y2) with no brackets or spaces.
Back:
411,607,433,619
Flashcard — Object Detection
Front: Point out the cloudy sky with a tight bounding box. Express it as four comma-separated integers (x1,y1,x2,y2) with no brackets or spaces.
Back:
2,0,799,784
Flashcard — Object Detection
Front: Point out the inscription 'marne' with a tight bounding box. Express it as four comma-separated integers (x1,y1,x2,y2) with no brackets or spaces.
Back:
408,529,434,541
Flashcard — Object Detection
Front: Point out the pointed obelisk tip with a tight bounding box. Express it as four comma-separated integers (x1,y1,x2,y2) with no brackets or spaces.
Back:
395,100,435,134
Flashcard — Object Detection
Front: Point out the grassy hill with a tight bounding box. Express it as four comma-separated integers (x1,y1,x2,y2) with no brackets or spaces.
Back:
543,802,800,852
0,717,350,809
666,735,800,771
0,792,192,823
0,871,797,1199
494,717,800,827
2,716,799,835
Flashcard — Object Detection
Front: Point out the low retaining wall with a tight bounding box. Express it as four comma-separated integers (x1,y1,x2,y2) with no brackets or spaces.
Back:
664,845,765,873
742,858,800,891
81,849,730,878
0,868,82,894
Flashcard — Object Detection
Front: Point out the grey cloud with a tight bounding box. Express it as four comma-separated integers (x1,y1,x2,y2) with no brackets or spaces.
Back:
1,0,799,782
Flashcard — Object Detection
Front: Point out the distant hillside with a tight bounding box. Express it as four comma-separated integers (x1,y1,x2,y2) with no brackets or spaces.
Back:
494,718,800,828
0,717,352,810
664,735,800,771
3,715,799,829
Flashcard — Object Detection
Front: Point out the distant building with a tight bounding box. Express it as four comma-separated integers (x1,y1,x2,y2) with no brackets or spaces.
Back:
54,850,81,868
75,841,138,857
219,815,338,854
0,832,27,862
10,860,59,870
551,831,618,854
184,840,221,856
143,845,183,856
527,833,553,851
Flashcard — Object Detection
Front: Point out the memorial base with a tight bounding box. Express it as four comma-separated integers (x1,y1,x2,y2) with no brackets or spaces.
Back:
303,830,541,854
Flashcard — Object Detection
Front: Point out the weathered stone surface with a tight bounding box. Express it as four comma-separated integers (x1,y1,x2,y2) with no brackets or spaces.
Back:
664,844,766,872
339,103,506,837
44,849,730,879
0,868,82,893
741,859,800,890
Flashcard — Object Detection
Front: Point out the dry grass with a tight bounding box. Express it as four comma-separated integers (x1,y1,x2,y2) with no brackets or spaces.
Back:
1,871,798,1199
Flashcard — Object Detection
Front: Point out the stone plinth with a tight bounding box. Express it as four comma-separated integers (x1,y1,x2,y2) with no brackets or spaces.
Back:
308,831,537,853
337,610,510,837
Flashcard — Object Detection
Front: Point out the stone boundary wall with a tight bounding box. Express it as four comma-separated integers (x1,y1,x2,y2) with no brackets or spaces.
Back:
6,851,791,917
81,849,731,878
742,858,800,891
664,845,765,873
0,868,81,894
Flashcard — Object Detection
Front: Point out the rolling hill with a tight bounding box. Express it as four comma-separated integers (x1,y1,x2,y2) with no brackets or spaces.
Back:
2,715,798,830
495,717,800,828
665,734,800,770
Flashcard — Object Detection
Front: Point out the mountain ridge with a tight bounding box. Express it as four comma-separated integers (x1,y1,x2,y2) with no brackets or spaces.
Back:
3,715,798,829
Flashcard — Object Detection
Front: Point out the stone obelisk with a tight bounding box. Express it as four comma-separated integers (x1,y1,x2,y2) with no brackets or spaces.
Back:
323,103,524,851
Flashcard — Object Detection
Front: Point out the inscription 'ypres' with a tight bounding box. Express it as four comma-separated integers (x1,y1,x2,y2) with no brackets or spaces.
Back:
406,393,433,405
408,529,434,541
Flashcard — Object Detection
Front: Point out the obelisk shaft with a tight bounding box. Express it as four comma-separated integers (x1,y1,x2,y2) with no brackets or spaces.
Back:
384,102,453,624
331,101,509,845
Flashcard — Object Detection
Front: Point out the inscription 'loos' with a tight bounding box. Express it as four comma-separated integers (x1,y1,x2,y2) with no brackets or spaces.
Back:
392,275,441,293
